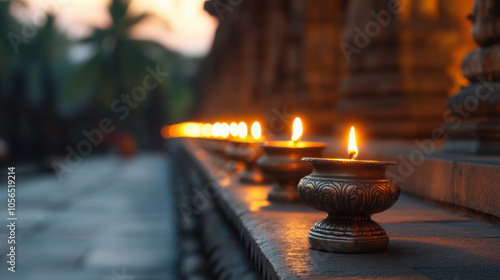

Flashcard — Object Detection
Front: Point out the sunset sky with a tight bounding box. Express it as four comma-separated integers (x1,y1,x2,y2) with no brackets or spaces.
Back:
16,0,218,57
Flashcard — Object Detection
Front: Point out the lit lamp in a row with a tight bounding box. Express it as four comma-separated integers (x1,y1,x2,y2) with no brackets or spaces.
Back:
225,122,264,183
161,121,262,142
256,117,327,202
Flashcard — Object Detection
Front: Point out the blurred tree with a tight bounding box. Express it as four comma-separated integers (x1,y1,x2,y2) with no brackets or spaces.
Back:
23,14,71,160
1,0,71,161
0,0,36,161
63,0,174,149
0,0,203,162
0,0,16,98
0,0,17,161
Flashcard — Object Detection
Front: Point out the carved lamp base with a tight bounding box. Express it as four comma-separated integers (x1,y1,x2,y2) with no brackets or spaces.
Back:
299,158,400,253
308,215,389,253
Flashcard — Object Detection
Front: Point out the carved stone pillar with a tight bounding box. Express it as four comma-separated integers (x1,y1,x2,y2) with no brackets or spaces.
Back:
299,0,347,133
200,0,346,135
256,0,347,135
337,0,463,138
443,0,500,154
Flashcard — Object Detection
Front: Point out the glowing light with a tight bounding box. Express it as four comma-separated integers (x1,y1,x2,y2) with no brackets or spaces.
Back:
161,126,170,138
348,126,358,159
181,123,189,137
201,123,212,137
212,122,221,137
238,122,247,139
169,125,180,138
187,123,201,137
229,122,239,137
291,117,303,142
220,123,230,138
251,121,261,141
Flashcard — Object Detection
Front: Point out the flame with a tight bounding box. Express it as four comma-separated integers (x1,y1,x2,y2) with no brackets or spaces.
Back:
348,126,358,159
229,122,239,137
291,117,303,141
238,122,248,139
251,121,261,140
161,126,171,138
212,122,221,137
220,123,230,138
201,123,212,137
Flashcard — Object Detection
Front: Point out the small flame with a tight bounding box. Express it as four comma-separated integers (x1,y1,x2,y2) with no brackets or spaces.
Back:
229,122,239,137
348,126,358,159
238,122,247,139
161,126,171,138
291,117,303,141
212,122,221,137
201,123,212,137
220,123,230,138
251,121,261,140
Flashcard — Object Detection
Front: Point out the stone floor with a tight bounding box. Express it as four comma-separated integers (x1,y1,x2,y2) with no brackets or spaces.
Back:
0,153,178,280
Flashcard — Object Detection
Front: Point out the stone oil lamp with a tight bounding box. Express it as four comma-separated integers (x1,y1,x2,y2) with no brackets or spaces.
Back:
224,122,246,173
257,117,327,202
226,122,266,183
197,123,215,151
298,127,400,253
208,122,231,164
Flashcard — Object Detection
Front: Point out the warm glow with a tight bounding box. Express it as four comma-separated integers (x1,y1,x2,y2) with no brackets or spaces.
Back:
220,123,230,138
201,123,213,137
348,126,358,159
161,126,170,138
168,125,180,138
188,123,201,137
212,122,221,137
162,122,209,138
181,123,190,137
238,122,248,139
251,121,261,141
229,122,239,137
291,117,303,142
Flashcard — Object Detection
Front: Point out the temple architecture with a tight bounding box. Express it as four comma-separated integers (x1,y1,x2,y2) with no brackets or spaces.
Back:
198,0,479,142
174,1,500,278
443,0,500,154
338,0,469,138
199,0,348,134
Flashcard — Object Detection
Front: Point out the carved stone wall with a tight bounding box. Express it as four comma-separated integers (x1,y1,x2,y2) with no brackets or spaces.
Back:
443,0,500,154
336,0,471,138
198,0,347,135
199,0,474,137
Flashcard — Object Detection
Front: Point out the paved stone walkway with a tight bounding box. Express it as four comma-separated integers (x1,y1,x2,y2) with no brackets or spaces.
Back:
0,153,177,280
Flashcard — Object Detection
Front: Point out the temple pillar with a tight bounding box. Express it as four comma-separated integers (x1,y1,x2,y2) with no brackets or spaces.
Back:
257,0,347,135
443,0,500,154
337,0,465,138
200,0,346,135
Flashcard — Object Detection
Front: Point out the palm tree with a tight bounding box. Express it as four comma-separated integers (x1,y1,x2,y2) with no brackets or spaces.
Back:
23,14,71,160
63,0,173,148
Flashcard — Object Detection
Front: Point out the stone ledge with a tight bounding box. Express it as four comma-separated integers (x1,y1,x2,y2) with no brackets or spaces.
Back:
173,142,260,280
357,139,500,219
181,139,500,279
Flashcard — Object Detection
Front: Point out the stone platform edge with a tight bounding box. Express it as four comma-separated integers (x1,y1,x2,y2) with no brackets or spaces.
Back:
180,140,282,280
